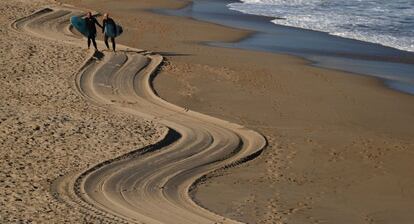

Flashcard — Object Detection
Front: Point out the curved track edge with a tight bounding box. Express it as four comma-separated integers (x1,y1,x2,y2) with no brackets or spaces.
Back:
12,5,267,224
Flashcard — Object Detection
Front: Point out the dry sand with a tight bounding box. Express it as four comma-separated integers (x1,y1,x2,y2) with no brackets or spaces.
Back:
3,1,267,224
2,0,414,223
0,0,166,223
57,0,414,223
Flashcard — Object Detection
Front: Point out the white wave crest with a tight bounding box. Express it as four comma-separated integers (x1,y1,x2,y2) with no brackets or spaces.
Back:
229,0,414,52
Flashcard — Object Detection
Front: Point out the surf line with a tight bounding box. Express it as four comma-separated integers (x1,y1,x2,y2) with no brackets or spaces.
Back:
12,5,267,224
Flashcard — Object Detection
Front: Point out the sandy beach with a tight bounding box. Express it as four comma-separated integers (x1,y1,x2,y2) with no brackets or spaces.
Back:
3,0,265,223
2,0,414,223
0,0,167,222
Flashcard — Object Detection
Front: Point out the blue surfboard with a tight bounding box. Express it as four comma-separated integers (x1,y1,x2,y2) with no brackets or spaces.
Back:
70,16,89,37
104,23,123,38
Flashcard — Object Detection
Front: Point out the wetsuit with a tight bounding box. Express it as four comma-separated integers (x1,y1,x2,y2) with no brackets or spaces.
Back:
85,16,102,50
102,18,116,51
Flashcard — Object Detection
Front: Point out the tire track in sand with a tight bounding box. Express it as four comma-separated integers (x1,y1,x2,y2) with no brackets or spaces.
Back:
12,6,267,224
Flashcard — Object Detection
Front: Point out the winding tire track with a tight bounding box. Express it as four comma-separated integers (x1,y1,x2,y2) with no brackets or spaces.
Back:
12,6,267,224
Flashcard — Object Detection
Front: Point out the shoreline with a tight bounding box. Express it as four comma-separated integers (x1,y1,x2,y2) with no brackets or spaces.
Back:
227,1,414,55
158,0,414,95
152,1,414,99
227,0,414,54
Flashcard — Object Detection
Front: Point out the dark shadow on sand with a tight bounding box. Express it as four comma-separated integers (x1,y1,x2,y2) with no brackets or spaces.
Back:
154,52,192,57
93,50,105,59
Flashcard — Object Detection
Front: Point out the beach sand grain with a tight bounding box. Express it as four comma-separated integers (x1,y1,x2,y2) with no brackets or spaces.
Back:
0,0,166,223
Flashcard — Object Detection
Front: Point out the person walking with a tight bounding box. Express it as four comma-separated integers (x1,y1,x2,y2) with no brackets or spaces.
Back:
102,13,117,52
85,12,102,51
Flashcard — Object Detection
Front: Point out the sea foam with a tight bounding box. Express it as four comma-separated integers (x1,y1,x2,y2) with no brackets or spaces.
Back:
228,0,414,52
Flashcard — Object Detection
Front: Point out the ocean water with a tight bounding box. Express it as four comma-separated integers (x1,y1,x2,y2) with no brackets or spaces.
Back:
228,0,414,52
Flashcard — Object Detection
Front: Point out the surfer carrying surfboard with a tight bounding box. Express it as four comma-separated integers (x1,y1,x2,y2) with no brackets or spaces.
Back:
85,12,103,51
102,13,118,52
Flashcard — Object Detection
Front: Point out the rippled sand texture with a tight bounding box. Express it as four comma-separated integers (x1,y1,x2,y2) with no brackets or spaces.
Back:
1,1,166,223
2,1,266,223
